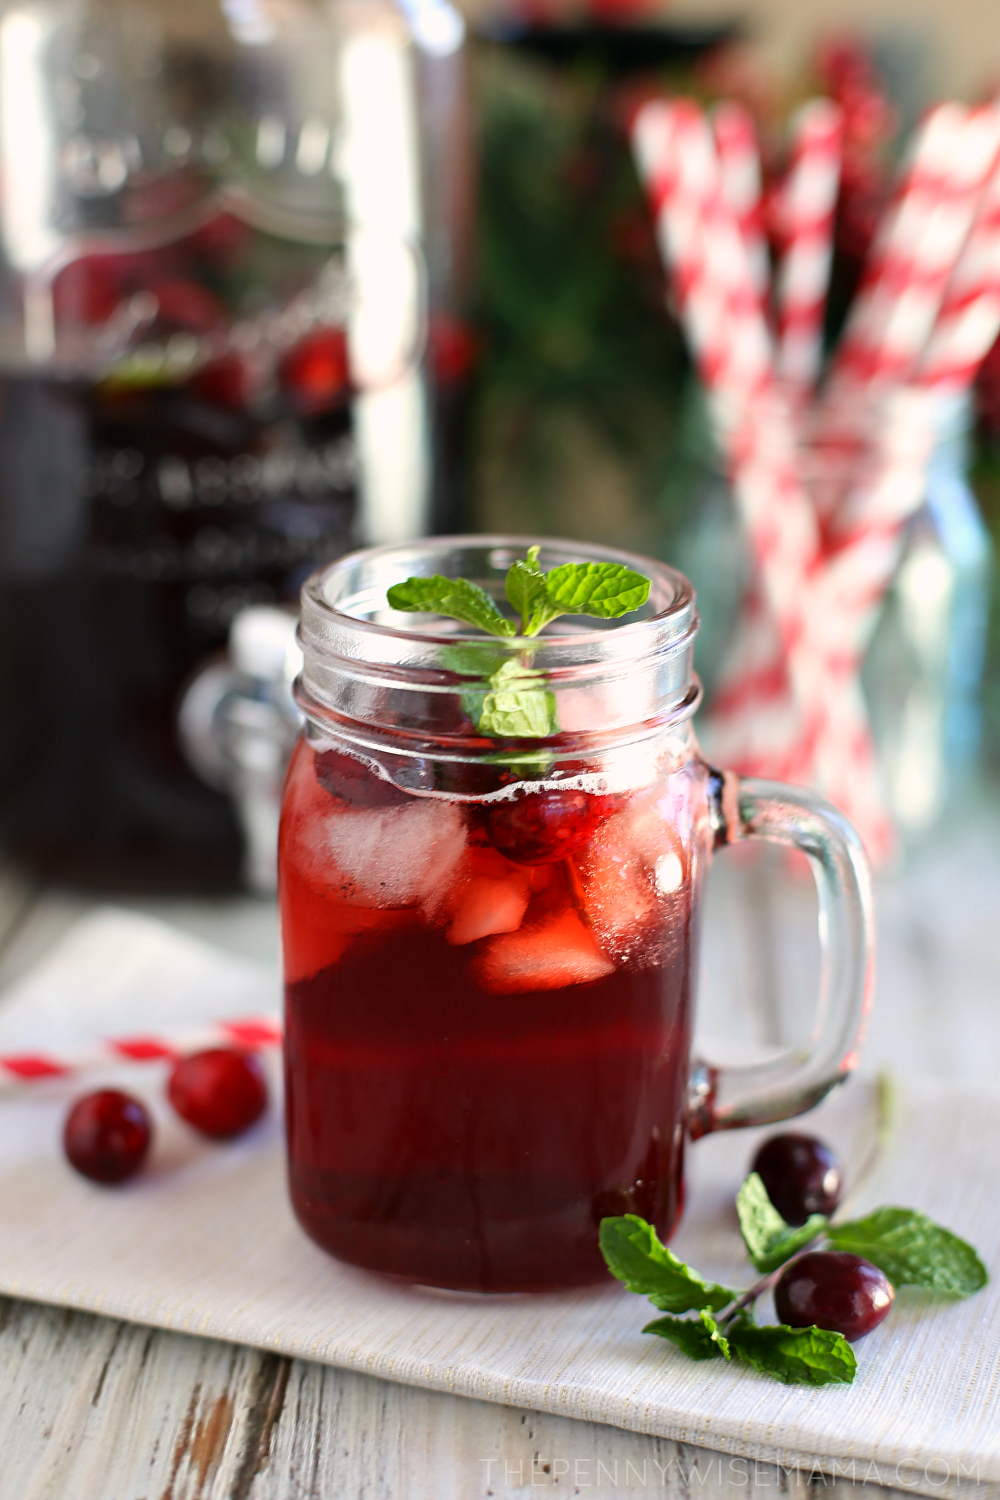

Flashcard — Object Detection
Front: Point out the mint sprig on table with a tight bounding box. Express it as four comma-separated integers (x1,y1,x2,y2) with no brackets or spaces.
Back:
600,1175,986,1388
386,549,649,743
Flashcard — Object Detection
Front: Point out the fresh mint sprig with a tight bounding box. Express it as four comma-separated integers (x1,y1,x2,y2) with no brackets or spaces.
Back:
388,548,650,744
601,1213,855,1386
601,1170,986,1387
476,658,557,739
723,1321,858,1387
386,547,651,640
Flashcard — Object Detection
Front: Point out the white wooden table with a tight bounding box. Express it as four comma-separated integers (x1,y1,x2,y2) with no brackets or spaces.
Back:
1,796,996,1500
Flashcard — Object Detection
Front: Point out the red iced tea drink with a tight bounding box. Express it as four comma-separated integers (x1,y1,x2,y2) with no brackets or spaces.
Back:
280,733,713,1291
279,537,874,1293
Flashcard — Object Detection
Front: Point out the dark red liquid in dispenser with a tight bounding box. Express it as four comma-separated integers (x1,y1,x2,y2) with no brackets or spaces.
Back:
0,218,360,891
280,739,704,1291
0,374,355,891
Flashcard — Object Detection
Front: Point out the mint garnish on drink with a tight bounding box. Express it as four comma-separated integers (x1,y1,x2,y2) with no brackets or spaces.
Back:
386,547,651,742
387,546,651,639
600,1166,986,1387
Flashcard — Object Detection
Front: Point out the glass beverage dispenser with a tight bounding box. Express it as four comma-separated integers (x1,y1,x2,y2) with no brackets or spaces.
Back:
0,0,466,891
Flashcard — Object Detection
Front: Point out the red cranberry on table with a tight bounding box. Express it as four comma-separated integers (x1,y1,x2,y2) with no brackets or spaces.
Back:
168,1049,268,1139
64,1090,152,1184
774,1250,894,1341
752,1132,843,1225
484,789,604,865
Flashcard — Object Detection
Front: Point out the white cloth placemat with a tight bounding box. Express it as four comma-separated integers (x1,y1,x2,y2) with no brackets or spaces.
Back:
0,909,995,1499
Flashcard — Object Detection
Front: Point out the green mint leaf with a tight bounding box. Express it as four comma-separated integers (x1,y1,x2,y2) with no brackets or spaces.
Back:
599,1215,740,1314
736,1173,828,1273
642,1313,724,1361
700,1309,732,1359
505,557,550,636
387,576,516,638
438,644,559,743
829,1208,988,1296
438,642,510,678
542,561,651,621
438,643,510,729
727,1323,856,1386
477,658,557,739
643,1311,731,1361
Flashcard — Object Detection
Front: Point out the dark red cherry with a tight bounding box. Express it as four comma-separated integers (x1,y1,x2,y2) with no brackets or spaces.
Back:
752,1133,843,1225
314,749,414,809
774,1251,894,1341
185,353,253,411
185,211,252,265
427,311,478,386
64,1089,152,1184
168,1049,267,1139
53,253,137,327
279,328,350,413
147,278,226,334
483,789,604,864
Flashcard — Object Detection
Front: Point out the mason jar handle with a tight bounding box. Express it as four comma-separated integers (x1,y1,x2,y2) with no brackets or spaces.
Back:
688,775,875,1139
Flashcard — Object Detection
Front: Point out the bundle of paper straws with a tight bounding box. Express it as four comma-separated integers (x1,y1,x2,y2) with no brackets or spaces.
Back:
633,97,1000,862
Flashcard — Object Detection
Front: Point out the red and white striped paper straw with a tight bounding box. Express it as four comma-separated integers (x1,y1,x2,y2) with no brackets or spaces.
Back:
775,99,843,396
829,104,967,387
917,155,1000,389
832,104,1000,390
633,99,773,422
0,1015,282,1089
711,387,936,861
634,98,827,775
713,100,770,310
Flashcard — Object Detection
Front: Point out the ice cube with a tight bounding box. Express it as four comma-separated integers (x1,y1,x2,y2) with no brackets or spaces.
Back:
317,800,468,909
472,907,614,995
654,851,684,894
282,897,417,983
280,854,419,981
446,872,532,945
290,795,467,912
576,791,687,964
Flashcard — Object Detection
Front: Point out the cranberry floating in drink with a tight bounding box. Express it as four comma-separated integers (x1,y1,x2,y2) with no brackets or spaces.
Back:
278,538,874,1292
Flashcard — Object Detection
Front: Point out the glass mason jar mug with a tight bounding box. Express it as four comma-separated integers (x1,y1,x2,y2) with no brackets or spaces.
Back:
278,537,874,1293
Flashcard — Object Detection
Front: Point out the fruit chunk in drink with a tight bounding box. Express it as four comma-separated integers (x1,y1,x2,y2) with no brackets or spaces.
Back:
279,736,709,1291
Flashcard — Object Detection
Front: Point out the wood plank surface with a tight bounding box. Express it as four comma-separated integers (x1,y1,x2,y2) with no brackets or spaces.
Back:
1,802,996,1500
0,1295,912,1500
